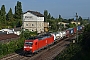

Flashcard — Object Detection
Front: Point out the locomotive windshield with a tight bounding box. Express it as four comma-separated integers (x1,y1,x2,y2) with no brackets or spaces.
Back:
25,42,33,46
27,36,37,40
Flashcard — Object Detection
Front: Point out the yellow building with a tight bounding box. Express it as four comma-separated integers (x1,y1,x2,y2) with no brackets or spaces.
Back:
71,21,80,25
58,22,69,28
44,22,49,32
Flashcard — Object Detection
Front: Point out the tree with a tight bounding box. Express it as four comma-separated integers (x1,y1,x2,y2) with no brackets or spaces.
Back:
68,23,76,28
68,18,74,23
59,15,61,19
1,5,6,26
16,20,22,27
51,16,54,19
14,1,22,19
0,10,1,20
6,8,13,21
78,16,83,25
14,1,22,28
78,16,82,21
58,14,62,22
6,8,14,28
47,13,51,19
44,10,48,22
81,24,90,51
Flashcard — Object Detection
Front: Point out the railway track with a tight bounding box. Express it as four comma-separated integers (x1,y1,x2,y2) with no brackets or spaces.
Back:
0,34,76,60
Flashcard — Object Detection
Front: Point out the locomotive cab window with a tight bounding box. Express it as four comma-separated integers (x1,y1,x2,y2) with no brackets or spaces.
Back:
25,42,33,46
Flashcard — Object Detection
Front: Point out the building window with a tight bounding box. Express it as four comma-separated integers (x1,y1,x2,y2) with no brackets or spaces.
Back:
25,16,32,18
32,24,34,26
26,24,28,26
32,30,33,31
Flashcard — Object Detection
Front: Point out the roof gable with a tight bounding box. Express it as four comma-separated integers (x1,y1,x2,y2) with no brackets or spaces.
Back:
23,10,44,17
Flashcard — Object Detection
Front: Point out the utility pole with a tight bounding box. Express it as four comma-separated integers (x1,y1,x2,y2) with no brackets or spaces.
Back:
59,19,62,31
75,13,78,43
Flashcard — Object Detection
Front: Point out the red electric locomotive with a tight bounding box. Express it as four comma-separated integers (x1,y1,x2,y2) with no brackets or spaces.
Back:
24,33,54,53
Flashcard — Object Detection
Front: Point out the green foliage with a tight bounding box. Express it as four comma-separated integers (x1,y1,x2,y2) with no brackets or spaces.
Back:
14,1,22,19
78,16,83,25
46,19,66,32
51,16,55,19
16,19,22,27
70,24,90,60
0,5,6,27
0,37,25,58
59,15,61,19
6,8,13,22
48,19,58,31
10,21,16,28
0,1,22,29
47,13,51,19
55,43,81,60
0,29,38,58
55,24,90,60
16,38,24,49
2,44,8,55
0,43,3,55
20,30,37,39
68,23,76,28
68,18,74,23
44,10,48,22
81,24,90,51
84,24,90,32
81,19,89,25
23,30,31,39
58,15,63,22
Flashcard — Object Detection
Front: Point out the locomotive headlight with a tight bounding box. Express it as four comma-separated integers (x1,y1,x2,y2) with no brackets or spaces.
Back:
30,47,32,49
24,46,32,49
24,46,27,48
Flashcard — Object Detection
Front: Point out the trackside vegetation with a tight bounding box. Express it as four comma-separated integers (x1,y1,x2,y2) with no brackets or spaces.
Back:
0,37,25,58
0,30,37,58
54,34,82,60
0,33,25,58
54,24,90,60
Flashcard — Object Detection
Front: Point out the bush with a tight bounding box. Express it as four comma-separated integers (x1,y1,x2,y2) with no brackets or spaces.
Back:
0,44,3,55
55,43,82,60
0,37,25,58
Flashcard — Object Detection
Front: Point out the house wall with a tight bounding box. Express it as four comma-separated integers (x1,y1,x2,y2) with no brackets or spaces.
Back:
23,12,44,33
71,22,80,25
44,22,49,32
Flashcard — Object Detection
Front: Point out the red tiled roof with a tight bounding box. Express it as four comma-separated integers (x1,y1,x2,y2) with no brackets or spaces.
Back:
0,34,19,41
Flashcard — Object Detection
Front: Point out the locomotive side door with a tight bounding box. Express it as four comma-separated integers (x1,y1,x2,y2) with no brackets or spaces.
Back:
34,41,38,52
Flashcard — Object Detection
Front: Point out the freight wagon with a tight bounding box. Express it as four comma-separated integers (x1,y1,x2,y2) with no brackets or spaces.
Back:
66,28,72,37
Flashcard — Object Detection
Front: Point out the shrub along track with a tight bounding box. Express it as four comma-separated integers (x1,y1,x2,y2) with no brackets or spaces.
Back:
0,34,76,60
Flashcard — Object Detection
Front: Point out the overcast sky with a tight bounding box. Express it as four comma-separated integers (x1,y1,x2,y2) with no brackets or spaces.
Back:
0,0,90,19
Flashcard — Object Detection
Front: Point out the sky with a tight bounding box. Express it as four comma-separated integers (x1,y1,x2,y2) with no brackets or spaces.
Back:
0,0,90,19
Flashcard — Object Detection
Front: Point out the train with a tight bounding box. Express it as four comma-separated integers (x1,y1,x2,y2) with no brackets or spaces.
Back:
23,25,84,54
